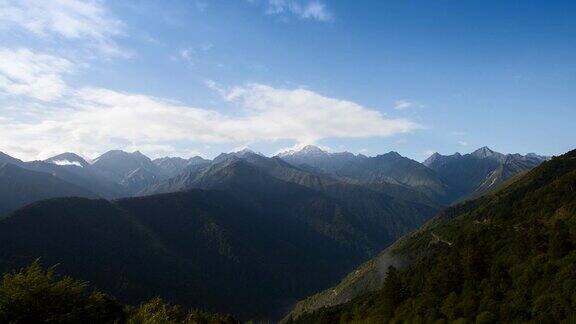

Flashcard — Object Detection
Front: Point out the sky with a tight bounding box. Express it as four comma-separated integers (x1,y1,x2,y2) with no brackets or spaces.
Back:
0,0,574,161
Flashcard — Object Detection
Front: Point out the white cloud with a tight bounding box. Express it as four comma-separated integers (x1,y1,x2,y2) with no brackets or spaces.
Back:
0,48,73,101
393,100,416,110
179,48,193,61
265,0,333,22
0,82,421,160
204,79,226,96
224,83,420,142
458,140,468,146
176,44,212,64
0,88,226,159
0,0,127,57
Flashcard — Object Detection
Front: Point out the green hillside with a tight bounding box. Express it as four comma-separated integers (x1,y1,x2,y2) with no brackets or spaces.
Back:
287,149,576,323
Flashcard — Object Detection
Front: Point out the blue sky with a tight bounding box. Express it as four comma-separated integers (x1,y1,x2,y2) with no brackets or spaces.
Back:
0,0,574,161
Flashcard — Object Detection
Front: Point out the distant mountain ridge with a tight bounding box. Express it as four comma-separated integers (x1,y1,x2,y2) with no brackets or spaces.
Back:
0,152,24,166
0,163,97,215
153,156,210,177
424,146,549,201
277,145,548,204
0,146,548,217
90,150,168,194
278,145,449,203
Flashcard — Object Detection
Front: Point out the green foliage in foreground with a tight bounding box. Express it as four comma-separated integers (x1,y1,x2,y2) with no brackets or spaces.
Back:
128,297,239,324
0,261,239,324
289,150,576,323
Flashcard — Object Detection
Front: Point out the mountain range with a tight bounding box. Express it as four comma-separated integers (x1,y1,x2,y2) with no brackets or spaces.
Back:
0,163,97,216
0,148,440,319
0,145,548,205
0,145,551,320
424,146,548,201
279,146,448,202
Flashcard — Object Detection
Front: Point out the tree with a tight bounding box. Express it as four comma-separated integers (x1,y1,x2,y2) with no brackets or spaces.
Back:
462,241,486,282
378,265,406,319
548,220,572,258
475,311,495,324
128,297,185,323
128,297,240,324
0,262,240,324
0,261,125,323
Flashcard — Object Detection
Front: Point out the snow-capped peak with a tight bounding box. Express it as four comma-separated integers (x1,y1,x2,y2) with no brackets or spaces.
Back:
45,153,89,168
50,160,84,167
278,145,328,157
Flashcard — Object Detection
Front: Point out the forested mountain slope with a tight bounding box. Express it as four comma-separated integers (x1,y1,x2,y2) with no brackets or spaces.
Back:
286,149,576,323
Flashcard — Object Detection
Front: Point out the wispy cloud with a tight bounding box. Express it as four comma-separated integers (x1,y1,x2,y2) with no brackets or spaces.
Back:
0,0,128,58
258,0,333,22
0,48,73,101
204,79,226,96
393,99,417,110
174,44,213,64
179,48,193,62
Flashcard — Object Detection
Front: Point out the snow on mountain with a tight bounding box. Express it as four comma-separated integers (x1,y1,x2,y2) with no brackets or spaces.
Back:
45,153,90,168
50,160,83,167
